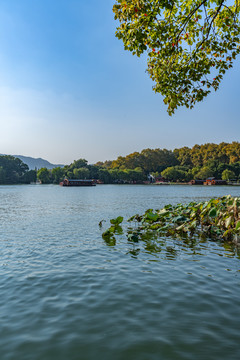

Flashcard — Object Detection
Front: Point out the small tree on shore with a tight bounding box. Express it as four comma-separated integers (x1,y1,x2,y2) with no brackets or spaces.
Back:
37,168,51,184
222,169,236,180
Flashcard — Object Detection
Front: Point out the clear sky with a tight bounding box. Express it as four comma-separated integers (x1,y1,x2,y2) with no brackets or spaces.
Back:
0,0,239,165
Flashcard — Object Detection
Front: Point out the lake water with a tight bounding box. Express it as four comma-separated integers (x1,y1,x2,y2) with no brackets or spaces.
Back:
0,184,240,360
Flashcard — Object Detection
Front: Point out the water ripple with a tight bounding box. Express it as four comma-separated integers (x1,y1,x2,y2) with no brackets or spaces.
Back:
1,185,240,360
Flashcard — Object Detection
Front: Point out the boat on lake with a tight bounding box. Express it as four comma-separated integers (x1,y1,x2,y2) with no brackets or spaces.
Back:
189,178,227,185
203,177,227,185
60,179,96,187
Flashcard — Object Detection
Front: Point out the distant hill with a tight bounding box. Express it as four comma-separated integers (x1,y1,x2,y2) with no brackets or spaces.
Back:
0,154,64,170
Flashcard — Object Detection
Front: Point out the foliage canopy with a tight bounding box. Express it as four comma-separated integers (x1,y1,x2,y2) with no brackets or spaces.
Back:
36,141,240,184
0,155,35,184
113,0,240,114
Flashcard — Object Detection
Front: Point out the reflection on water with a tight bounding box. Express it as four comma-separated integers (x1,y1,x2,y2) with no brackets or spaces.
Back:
116,232,240,262
102,215,240,263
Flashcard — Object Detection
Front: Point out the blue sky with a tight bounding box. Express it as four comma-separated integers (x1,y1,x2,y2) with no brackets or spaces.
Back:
0,0,239,165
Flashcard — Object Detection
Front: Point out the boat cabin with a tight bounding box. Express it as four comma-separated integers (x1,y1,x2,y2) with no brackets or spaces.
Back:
189,180,204,185
60,179,96,186
204,178,227,186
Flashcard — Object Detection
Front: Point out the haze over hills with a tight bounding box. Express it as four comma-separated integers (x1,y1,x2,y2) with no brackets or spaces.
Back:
15,155,65,170
0,154,64,170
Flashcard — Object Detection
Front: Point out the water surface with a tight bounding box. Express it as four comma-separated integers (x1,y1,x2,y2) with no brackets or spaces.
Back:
0,185,240,360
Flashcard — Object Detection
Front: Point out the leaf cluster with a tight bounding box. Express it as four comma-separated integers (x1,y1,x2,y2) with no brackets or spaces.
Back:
103,195,240,244
113,0,240,114
102,216,124,245
128,195,240,242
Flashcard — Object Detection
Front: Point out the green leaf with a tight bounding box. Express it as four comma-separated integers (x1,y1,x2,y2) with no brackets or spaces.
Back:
208,208,217,218
110,216,124,225
176,224,187,232
146,212,158,221
172,215,187,223
127,233,139,242
223,229,233,238
235,221,240,231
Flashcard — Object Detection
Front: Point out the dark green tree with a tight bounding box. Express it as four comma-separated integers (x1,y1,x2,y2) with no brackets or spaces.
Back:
22,170,37,184
222,168,236,180
73,168,90,179
195,165,214,179
161,166,187,181
98,169,113,183
0,166,6,184
0,155,29,184
51,167,65,184
37,168,51,184
69,159,88,170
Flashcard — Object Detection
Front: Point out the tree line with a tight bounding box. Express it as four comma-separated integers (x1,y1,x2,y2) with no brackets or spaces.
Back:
37,142,240,184
0,143,239,185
